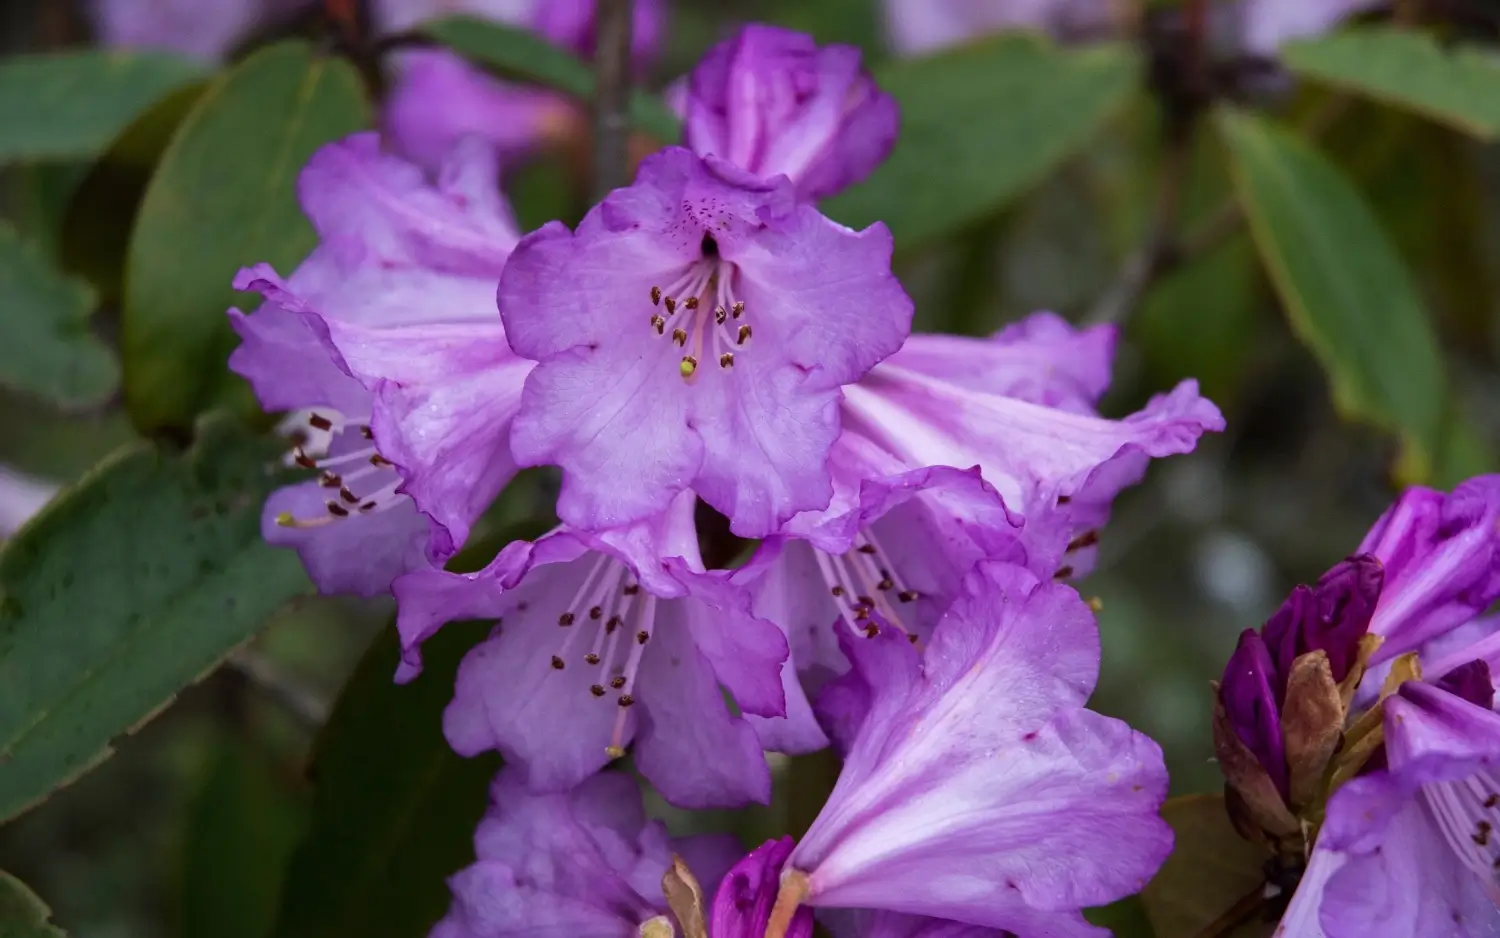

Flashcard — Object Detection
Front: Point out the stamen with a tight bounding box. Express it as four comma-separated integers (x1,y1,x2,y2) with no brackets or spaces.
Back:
308,413,334,431
736,325,751,345
680,356,698,378
684,297,699,310
719,353,734,369
672,328,688,346
664,296,677,314
731,301,744,319
650,286,662,306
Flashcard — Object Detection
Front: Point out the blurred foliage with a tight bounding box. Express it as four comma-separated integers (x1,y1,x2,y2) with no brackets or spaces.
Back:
0,0,1495,936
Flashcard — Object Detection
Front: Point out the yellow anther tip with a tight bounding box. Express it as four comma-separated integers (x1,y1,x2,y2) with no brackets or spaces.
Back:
605,745,627,760
679,357,697,378
274,511,296,527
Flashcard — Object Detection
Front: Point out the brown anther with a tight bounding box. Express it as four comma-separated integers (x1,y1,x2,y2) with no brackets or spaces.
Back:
857,594,875,607
1067,530,1100,552
684,296,699,310
736,324,751,345
293,447,317,469
877,577,894,591
1054,565,1075,580
559,612,575,626
1475,825,1492,847
714,306,727,324
863,623,880,638
359,425,373,439
590,684,606,697
589,606,603,620
852,605,872,620
907,633,920,644
287,429,309,446
584,653,601,665
551,656,565,670
1057,495,1073,505
326,501,351,518
650,314,666,333
623,584,640,595
319,471,342,488
308,413,334,431
617,694,636,707
672,328,688,346
857,544,877,554
610,676,627,689
731,301,744,319
830,585,845,597
360,501,378,512
339,486,360,504
664,296,677,314
636,630,649,645
898,590,919,602
1486,794,1499,808
369,454,392,467
651,286,662,305
605,615,622,633
719,353,734,369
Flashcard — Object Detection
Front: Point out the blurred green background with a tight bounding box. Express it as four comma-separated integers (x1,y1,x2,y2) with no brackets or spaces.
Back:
0,0,1498,935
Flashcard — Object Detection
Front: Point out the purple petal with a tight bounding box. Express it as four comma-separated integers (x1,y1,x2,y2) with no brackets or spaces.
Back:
709,837,815,938
228,272,368,415
668,559,789,720
262,482,430,598
1241,0,1383,56
822,909,1017,938
1219,629,1288,798
90,0,301,59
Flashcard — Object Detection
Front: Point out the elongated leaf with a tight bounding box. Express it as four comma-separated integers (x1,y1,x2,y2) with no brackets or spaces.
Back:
1282,28,1500,140
0,51,204,163
0,416,310,821
271,623,499,938
824,37,1139,250
1218,110,1445,482
122,40,368,433
1142,794,1274,938
181,736,308,938
0,871,65,938
422,15,681,143
0,222,118,409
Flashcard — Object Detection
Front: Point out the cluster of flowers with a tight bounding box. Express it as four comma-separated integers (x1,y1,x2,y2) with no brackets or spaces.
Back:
218,6,1500,938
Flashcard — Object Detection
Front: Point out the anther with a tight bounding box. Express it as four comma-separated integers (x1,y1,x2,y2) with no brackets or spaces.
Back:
1486,794,1499,808
359,501,378,512
605,616,622,633
731,301,744,319
584,653,601,665
664,297,677,314
606,745,626,759
293,447,317,469
857,544,877,554
550,656,565,670
651,286,662,305
898,590,918,602
831,586,845,597
672,328,688,346
1054,566,1075,580
863,623,880,638
714,306,727,324
591,684,606,697
736,325,751,345
308,413,334,431
719,353,734,369
907,633,920,644
319,471,341,488
359,425,373,440
650,315,666,334
617,695,636,708
339,486,360,504
623,584,639,595
857,595,875,608
589,606,603,620
680,356,698,378
636,630,649,645
1067,530,1100,552
326,501,350,517
684,297,699,310
610,676,627,689
877,576,894,591
559,612,575,626
369,454,392,467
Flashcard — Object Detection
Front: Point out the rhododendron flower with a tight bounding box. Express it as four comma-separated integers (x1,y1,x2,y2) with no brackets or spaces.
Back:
393,492,788,808
759,562,1171,938
228,132,524,595
497,146,913,537
381,0,666,171
680,25,898,201
432,767,739,938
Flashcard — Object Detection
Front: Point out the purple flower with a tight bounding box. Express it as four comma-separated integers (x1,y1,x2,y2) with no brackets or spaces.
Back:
432,767,740,938
497,146,913,537
228,132,524,595
1221,629,1289,797
90,0,308,60
380,0,666,171
1275,658,1500,937
710,837,815,938
680,25,898,201
1261,556,1385,695
776,561,1171,937
393,492,789,808
1357,477,1500,665
883,0,1117,55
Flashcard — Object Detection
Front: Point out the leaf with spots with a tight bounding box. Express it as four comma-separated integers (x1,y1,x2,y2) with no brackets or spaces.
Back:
121,40,369,433
0,415,310,822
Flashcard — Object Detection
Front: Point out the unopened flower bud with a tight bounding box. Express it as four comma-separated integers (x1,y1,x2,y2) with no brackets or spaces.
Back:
1219,629,1288,797
1279,650,1344,811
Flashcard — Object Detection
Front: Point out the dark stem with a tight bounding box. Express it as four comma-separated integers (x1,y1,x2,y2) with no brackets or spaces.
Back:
1190,883,1270,938
591,0,634,203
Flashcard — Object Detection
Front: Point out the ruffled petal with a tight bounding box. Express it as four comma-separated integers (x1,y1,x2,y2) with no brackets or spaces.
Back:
668,559,789,720
228,271,368,414
262,482,429,598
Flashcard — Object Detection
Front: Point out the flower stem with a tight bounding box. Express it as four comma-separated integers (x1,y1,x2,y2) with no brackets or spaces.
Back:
591,0,634,203
1191,883,1269,938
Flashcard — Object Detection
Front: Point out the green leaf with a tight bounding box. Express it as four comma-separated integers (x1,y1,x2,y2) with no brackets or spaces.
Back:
121,40,368,433
1218,109,1445,482
271,623,500,938
1141,794,1275,938
824,36,1139,251
0,416,311,821
0,870,65,938
1085,896,1156,938
0,51,205,163
181,736,308,938
422,15,681,143
0,221,119,409
1282,28,1500,140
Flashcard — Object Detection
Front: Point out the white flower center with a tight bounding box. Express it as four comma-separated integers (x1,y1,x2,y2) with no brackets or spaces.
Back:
648,256,751,381
273,408,407,528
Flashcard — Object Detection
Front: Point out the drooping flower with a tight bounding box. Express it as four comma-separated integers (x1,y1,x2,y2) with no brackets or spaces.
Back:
228,132,525,595
759,561,1171,938
432,767,740,938
735,312,1222,732
882,0,1119,55
679,25,898,201
380,0,666,171
393,491,788,809
497,145,913,537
